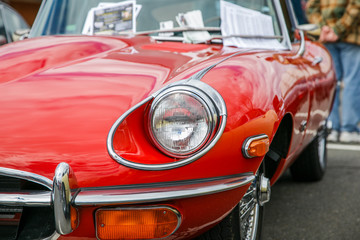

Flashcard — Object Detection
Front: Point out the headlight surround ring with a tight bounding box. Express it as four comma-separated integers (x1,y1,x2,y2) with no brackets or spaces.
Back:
148,87,218,158
107,79,227,171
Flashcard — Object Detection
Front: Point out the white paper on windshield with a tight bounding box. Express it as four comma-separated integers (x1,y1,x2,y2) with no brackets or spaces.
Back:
82,1,138,35
176,10,211,43
220,0,284,49
159,21,174,37
97,2,142,17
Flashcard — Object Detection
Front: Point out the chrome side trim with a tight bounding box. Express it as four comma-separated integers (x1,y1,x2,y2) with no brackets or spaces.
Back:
191,49,253,80
0,165,254,207
0,167,53,190
107,80,227,171
74,173,254,206
0,192,51,206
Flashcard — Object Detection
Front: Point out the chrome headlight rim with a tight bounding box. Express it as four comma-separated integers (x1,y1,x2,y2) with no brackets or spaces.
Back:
107,79,227,171
148,86,218,158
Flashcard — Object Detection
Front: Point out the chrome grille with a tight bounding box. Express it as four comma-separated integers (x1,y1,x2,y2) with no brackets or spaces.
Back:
0,175,55,239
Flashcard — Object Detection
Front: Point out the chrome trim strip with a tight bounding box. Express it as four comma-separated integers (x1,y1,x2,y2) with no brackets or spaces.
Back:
242,134,269,159
74,173,254,206
191,50,253,81
0,167,53,190
95,206,182,239
0,192,51,206
107,80,227,171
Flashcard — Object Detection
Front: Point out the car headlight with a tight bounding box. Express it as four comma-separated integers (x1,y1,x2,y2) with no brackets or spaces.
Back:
149,87,218,158
108,80,227,170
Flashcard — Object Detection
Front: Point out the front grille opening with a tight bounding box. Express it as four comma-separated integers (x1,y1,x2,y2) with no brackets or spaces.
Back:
0,176,49,191
17,207,55,240
0,175,55,239
0,207,23,240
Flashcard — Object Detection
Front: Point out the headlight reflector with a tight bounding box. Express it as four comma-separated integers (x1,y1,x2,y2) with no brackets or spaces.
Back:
149,90,216,157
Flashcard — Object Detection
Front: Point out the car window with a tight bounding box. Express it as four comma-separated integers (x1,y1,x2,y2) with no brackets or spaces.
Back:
31,0,282,38
3,5,29,42
227,0,281,37
0,7,7,45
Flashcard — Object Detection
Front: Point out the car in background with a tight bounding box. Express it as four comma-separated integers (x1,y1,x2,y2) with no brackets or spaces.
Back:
0,0,335,239
0,1,29,45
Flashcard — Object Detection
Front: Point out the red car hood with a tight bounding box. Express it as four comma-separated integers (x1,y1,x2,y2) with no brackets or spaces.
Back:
0,35,232,185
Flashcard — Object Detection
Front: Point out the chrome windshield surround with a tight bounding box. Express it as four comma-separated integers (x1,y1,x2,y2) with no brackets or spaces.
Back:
273,0,292,50
107,79,227,171
148,86,218,158
95,206,182,239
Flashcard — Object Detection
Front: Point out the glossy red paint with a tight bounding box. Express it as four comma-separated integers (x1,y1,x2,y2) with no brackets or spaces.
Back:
0,33,335,238
0,35,273,187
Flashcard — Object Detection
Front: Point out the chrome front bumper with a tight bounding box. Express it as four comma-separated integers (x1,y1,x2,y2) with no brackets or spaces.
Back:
0,162,255,235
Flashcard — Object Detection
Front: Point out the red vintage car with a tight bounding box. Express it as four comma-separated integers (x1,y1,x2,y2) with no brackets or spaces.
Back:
0,0,335,239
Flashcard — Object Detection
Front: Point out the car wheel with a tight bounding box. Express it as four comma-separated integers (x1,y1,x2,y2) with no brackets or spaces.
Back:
290,128,327,181
196,164,270,240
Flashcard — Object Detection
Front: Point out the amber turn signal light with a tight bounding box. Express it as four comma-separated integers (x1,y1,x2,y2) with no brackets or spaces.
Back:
70,206,79,230
243,135,270,158
96,206,181,240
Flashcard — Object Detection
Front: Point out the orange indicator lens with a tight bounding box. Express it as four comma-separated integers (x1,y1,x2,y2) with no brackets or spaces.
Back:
96,207,180,240
70,206,79,230
246,137,269,158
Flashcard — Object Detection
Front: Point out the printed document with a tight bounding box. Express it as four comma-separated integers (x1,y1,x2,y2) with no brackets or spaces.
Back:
82,1,139,35
220,1,285,49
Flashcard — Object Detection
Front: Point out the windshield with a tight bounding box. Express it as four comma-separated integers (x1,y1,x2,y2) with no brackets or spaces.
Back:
30,0,283,45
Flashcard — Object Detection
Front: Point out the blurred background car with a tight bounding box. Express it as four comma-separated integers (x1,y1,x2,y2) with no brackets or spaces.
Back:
0,1,29,45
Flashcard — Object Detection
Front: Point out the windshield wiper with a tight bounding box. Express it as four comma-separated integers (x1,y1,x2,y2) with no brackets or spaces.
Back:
213,34,283,39
135,27,221,36
208,34,283,41
134,27,283,44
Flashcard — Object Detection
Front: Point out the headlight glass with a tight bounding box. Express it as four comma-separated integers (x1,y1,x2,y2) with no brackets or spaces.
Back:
150,91,214,157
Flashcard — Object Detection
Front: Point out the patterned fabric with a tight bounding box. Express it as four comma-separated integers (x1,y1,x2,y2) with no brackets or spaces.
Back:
306,0,360,45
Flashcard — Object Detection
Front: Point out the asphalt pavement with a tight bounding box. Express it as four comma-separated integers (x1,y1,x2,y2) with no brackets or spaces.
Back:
263,143,360,240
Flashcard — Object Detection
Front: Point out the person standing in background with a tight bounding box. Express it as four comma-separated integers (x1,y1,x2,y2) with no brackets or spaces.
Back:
306,0,360,143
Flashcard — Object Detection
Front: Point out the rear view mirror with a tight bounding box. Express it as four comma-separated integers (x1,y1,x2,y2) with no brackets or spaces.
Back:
297,24,319,32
